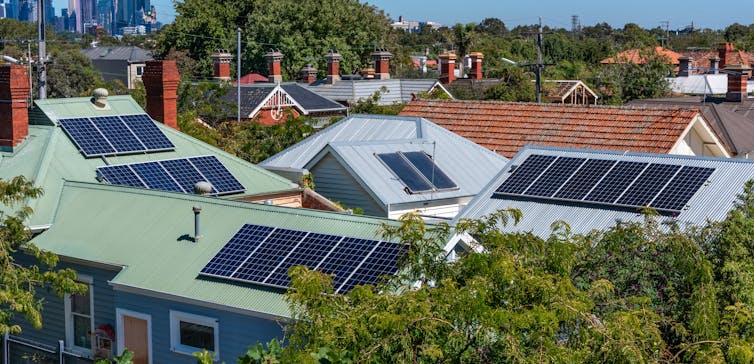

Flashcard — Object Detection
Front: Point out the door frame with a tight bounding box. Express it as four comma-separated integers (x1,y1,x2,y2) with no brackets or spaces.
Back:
116,308,152,364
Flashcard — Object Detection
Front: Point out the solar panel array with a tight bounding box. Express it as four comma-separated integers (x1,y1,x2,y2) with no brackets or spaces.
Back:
494,154,715,212
200,224,406,294
59,114,174,157
377,151,458,194
97,156,245,195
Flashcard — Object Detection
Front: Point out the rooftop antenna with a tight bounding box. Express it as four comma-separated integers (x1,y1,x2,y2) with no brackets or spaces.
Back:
237,27,241,123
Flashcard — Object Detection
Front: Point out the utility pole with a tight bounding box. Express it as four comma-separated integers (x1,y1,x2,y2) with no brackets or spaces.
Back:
37,0,47,99
659,20,670,48
237,27,241,123
536,17,543,103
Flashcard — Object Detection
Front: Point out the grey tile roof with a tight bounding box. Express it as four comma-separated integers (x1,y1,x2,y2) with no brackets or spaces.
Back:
280,84,346,112
224,83,346,118
306,79,448,106
82,46,153,62
261,114,508,206
453,146,754,238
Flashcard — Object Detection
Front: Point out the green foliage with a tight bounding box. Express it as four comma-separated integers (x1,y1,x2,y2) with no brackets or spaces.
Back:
348,88,405,115
482,67,536,102
596,49,673,104
237,339,283,364
95,349,134,364
194,348,217,364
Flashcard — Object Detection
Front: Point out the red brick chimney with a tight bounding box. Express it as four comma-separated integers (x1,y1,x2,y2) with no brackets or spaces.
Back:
299,64,317,84
142,60,180,130
718,42,735,68
372,48,392,80
439,52,457,84
725,64,751,102
0,65,30,148
264,49,284,84
325,50,342,84
469,52,484,79
211,50,233,81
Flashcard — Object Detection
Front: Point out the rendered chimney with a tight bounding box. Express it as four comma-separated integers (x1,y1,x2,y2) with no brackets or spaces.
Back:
211,49,233,81
142,60,180,130
718,42,735,68
439,52,457,85
469,52,484,79
299,64,317,84
0,64,30,148
372,48,392,80
709,56,720,74
678,56,692,77
725,64,751,102
325,50,342,84
264,49,284,84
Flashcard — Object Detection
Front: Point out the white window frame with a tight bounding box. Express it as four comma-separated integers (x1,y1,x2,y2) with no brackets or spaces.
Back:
169,310,220,359
64,274,95,356
116,308,152,364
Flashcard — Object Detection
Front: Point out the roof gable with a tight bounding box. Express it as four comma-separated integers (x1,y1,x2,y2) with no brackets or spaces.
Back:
225,83,345,118
399,99,705,158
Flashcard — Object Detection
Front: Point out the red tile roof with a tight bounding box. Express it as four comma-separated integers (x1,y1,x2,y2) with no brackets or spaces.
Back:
399,99,703,158
601,46,683,65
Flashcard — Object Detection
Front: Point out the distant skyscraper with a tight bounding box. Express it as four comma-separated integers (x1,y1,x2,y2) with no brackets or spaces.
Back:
7,0,19,20
0,4,5,18
68,0,80,32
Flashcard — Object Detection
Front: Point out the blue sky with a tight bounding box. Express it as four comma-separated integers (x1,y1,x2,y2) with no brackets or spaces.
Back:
51,0,753,30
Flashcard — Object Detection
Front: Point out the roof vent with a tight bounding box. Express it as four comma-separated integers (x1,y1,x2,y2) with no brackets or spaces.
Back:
92,88,109,108
194,181,213,195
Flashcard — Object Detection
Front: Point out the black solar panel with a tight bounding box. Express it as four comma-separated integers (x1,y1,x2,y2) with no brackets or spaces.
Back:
401,152,458,191
97,164,145,188
337,241,405,294
377,153,433,193
265,233,342,287
130,162,184,193
585,161,648,203
651,166,715,211
315,237,380,291
120,114,175,151
161,158,217,194
525,157,586,197
232,228,308,283
90,116,145,153
189,156,245,195
199,224,274,277
495,154,556,195
59,118,115,156
554,159,617,200
617,164,680,207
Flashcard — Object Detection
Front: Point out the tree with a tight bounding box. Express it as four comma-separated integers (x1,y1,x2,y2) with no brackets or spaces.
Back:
483,67,536,102
476,18,508,37
0,176,86,334
596,50,672,104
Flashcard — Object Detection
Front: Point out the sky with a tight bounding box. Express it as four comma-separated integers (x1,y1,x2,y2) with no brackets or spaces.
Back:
50,0,753,31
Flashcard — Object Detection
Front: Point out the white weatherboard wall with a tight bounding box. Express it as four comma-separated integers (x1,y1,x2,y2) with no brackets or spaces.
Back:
669,116,730,158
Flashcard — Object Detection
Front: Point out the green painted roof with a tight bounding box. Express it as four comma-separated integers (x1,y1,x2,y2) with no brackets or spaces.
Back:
0,95,296,227
32,181,403,318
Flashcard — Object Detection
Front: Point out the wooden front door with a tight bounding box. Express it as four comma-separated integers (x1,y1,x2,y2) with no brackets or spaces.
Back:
123,315,149,364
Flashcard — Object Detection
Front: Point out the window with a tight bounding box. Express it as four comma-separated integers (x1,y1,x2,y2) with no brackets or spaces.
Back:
169,311,219,358
65,275,94,354
136,66,144,76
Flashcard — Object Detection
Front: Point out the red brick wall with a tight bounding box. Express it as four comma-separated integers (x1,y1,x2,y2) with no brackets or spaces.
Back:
0,65,30,147
214,62,231,79
142,60,180,130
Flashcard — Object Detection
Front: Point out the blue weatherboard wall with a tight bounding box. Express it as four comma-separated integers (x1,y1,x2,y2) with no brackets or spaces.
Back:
113,291,285,363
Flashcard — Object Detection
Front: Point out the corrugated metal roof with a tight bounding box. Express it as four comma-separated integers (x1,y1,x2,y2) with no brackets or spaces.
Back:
32,182,404,318
306,79,445,106
0,95,296,227
261,114,508,208
453,145,754,238
81,46,153,62
668,75,754,95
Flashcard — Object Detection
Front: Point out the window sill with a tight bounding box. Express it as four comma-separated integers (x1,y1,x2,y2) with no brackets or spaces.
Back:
170,346,218,361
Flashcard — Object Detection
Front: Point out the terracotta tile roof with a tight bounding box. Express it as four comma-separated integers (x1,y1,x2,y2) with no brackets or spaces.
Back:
681,50,754,73
399,99,702,158
601,46,683,65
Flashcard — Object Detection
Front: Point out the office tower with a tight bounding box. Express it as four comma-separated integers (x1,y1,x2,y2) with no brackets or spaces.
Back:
0,4,5,18
68,0,80,32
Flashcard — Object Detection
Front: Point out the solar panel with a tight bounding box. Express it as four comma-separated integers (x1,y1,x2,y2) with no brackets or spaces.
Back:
495,154,556,195
160,158,217,194
120,114,175,151
554,159,617,200
265,233,342,287
308,237,381,291
90,116,145,153
377,153,434,193
59,118,116,156
651,166,715,211
336,241,405,294
130,162,184,193
232,228,308,283
199,224,274,277
524,157,586,197
189,156,245,195
97,164,145,188
585,161,648,203
401,152,457,191
617,164,680,207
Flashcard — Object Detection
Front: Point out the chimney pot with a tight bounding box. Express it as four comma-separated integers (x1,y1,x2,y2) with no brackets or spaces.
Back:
211,49,233,81
678,56,692,77
264,49,284,83
325,50,342,84
299,63,318,84
371,48,392,80
439,52,457,85
0,64,31,148
709,56,720,74
142,60,180,130
469,52,484,80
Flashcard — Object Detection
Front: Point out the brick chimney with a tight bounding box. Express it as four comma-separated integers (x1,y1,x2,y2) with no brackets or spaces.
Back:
210,49,233,81
264,49,284,84
709,56,720,74
439,51,457,84
372,48,392,80
142,60,180,130
0,65,30,148
718,42,735,68
469,52,484,79
325,50,342,84
678,56,692,77
299,64,317,84
725,64,751,102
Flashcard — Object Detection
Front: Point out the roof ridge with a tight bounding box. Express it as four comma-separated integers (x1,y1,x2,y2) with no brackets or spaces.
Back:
411,98,700,112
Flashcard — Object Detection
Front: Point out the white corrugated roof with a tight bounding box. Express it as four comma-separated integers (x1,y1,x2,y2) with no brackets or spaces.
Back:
305,79,444,105
668,74,754,95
